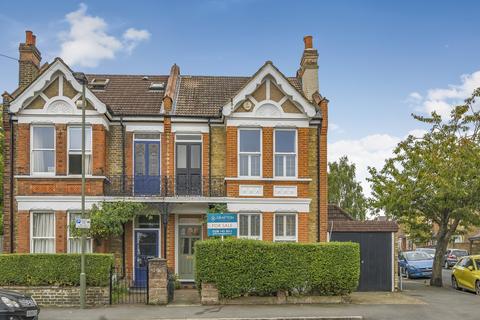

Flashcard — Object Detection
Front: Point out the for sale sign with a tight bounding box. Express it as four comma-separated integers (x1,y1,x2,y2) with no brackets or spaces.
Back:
207,213,237,237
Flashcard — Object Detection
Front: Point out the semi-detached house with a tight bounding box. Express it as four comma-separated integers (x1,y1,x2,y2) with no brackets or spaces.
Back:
2,31,329,283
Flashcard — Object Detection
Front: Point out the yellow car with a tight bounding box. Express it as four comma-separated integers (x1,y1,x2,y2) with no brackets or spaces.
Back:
452,254,480,295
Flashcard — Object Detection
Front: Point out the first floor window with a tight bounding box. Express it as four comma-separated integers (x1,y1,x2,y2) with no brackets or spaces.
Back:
238,214,261,239
68,126,92,175
31,212,55,253
274,213,297,242
274,129,296,177
31,126,55,174
239,129,261,177
68,212,92,253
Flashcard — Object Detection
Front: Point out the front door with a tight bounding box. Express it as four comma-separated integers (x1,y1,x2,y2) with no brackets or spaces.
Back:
178,225,202,280
134,141,160,195
176,143,201,195
134,230,159,287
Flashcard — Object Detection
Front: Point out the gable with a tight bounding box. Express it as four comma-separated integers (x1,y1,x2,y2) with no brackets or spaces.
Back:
222,62,318,120
9,58,106,115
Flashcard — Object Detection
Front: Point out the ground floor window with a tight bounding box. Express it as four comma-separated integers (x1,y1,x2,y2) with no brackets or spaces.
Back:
238,213,261,239
68,212,92,253
274,213,297,242
31,212,55,253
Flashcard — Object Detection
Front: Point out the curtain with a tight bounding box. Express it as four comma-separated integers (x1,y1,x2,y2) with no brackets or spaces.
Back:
32,213,55,253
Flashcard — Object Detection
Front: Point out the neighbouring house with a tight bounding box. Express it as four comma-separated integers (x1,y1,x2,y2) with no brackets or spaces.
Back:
2,31,328,284
328,204,399,291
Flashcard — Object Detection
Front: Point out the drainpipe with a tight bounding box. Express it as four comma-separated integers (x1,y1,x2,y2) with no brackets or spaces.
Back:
120,117,126,276
9,112,15,253
208,118,212,197
316,120,322,242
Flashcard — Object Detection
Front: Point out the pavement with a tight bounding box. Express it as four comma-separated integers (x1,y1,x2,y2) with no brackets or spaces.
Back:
40,269,479,320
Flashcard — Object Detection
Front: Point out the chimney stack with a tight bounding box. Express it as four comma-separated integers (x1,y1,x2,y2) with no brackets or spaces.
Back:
19,30,41,88
297,35,319,101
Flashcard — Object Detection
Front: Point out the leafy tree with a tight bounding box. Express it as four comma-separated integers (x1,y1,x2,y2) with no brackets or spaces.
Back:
368,88,480,286
328,156,368,220
70,201,151,238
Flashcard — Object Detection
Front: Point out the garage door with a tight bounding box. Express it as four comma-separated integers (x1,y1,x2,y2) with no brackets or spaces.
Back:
331,232,392,291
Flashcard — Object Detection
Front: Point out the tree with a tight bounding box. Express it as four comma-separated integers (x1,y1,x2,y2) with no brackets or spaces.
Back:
328,156,368,220
368,88,480,286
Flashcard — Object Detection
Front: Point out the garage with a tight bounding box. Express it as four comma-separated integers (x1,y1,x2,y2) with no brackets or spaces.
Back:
328,204,398,292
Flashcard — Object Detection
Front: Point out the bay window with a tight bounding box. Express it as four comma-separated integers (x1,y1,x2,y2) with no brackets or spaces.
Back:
239,129,261,177
274,213,297,242
31,126,55,174
274,129,296,177
238,214,261,239
67,212,92,253
31,212,55,253
68,126,92,175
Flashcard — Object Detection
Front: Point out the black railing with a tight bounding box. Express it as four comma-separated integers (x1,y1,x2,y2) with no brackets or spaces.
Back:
110,265,148,305
104,175,226,198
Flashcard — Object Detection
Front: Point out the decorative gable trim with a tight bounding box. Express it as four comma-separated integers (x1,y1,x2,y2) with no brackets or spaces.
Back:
222,62,318,118
10,58,107,114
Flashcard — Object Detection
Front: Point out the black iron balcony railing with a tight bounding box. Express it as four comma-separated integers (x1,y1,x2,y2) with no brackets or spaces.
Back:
104,175,226,198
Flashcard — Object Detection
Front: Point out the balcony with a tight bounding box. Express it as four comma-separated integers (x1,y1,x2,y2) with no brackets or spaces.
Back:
104,175,226,198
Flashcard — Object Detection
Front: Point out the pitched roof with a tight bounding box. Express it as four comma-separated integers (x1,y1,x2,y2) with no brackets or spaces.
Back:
173,75,303,117
86,74,169,116
328,203,398,233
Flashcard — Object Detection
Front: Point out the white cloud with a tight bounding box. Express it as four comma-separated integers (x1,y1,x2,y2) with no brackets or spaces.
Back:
329,134,401,197
59,3,150,67
329,123,344,133
123,28,151,53
408,70,480,118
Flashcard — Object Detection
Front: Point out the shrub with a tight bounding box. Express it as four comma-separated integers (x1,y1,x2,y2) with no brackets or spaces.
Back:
0,254,114,286
195,239,360,298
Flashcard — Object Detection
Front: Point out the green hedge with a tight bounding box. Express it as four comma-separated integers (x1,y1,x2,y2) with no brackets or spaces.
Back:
0,254,114,286
195,239,360,298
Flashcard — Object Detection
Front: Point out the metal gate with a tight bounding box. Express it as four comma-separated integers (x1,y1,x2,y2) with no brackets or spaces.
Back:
109,266,149,304
331,232,393,291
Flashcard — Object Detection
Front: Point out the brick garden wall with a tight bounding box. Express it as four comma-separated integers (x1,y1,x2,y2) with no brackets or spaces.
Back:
3,286,109,307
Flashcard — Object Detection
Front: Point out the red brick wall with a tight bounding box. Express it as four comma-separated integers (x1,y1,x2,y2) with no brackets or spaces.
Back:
166,214,175,271
125,132,133,178
297,128,309,178
55,211,67,253
16,211,30,253
318,99,329,242
262,212,273,241
56,124,67,175
92,124,106,175
298,212,309,242
262,127,273,178
17,179,104,196
16,124,30,175
125,222,133,276
226,126,237,177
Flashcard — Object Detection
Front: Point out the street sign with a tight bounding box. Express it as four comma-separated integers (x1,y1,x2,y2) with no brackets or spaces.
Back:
207,213,237,237
75,218,91,229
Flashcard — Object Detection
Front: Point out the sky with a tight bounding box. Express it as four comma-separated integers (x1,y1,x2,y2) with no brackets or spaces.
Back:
1,0,479,195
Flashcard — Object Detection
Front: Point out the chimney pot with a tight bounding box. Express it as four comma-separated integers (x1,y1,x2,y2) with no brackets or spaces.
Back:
26,30,34,45
304,35,313,49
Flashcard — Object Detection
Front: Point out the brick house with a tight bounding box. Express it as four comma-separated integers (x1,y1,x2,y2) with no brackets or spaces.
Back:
2,31,328,282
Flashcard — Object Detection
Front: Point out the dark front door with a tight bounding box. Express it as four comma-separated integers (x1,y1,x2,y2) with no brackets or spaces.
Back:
331,232,392,291
134,141,160,195
134,230,159,287
176,143,201,195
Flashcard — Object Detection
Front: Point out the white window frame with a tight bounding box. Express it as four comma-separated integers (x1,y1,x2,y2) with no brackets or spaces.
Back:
237,213,262,240
67,126,93,176
30,125,56,176
273,213,298,242
274,129,297,178
30,211,56,253
238,128,262,178
67,212,93,253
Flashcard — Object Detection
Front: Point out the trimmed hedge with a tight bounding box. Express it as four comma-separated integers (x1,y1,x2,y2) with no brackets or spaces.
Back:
0,254,114,286
195,239,360,298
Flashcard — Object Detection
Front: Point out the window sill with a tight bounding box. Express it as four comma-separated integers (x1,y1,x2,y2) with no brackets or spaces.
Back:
15,175,107,179
226,177,312,182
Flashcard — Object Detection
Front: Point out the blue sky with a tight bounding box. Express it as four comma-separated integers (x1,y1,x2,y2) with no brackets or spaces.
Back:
1,0,479,193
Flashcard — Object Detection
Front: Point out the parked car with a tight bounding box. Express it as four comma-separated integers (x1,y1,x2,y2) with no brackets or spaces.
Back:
398,251,433,278
0,289,39,319
444,249,469,269
416,247,436,258
452,255,480,295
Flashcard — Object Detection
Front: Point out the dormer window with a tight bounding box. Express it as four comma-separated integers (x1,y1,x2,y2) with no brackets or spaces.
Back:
89,78,109,91
149,82,165,91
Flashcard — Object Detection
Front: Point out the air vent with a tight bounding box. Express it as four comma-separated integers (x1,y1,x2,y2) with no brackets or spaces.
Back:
149,82,165,91
89,78,109,90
